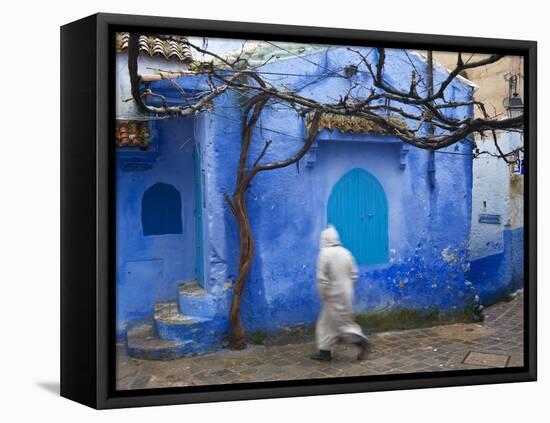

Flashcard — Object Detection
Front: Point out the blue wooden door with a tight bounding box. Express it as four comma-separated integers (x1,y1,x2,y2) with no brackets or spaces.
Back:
327,168,388,265
193,145,205,285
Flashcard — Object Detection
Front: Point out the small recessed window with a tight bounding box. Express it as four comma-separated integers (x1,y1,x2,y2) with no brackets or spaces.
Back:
141,183,183,236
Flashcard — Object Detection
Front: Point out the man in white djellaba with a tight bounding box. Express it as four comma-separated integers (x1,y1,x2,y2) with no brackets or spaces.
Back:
311,225,369,361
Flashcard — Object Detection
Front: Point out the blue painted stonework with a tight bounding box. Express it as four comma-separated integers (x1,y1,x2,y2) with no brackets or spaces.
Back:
116,46,488,357
469,227,524,305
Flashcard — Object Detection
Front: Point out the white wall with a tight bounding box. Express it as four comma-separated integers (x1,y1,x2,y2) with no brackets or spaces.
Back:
1,1,546,422
470,131,524,260
116,53,189,120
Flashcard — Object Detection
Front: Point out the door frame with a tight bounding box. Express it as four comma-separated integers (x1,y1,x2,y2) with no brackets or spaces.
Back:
193,143,205,287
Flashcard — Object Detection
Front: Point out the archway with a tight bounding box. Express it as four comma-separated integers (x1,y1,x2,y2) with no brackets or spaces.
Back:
327,168,389,265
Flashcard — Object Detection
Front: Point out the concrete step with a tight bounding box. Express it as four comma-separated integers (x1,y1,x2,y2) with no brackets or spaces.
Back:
126,296,230,360
178,280,206,297
125,320,192,360
154,300,213,341
177,281,217,319
154,300,181,320
154,300,228,355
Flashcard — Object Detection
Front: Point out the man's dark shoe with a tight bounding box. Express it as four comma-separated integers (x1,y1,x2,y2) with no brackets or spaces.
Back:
356,339,369,361
310,349,331,361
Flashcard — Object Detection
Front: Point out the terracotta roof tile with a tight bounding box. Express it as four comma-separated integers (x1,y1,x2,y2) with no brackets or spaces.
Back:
116,120,151,149
308,113,406,135
115,32,193,63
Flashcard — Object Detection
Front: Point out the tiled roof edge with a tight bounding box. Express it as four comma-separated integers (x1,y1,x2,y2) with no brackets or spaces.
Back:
116,32,193,63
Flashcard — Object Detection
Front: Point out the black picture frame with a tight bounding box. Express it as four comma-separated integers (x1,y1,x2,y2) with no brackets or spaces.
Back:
60,12,537,409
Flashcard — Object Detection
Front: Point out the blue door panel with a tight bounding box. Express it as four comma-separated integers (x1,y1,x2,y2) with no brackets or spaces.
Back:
327,168,388,265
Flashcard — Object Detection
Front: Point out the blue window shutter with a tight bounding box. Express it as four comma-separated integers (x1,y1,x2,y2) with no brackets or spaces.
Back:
327,168,389,265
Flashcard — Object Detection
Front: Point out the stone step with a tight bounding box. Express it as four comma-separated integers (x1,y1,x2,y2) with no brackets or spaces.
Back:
154,300,181,320
155,311,224,355
178,280,206,297
177,281,218,319
154,299,228,355
126,294,230,360
154,303,213,341
126,320,192,360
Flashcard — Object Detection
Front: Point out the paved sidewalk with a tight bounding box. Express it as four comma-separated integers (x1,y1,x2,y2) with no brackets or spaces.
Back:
117,293,524,390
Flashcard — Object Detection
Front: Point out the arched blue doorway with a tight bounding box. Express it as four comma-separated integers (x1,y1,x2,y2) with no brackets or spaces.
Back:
327,168,389,265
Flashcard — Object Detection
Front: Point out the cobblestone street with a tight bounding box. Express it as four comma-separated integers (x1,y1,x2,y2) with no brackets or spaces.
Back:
117,293,524,390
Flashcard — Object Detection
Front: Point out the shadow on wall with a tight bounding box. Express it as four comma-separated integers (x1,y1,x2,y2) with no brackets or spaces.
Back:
469,227,524,305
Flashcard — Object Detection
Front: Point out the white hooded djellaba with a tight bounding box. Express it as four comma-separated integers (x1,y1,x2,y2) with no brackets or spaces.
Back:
315,225,368,351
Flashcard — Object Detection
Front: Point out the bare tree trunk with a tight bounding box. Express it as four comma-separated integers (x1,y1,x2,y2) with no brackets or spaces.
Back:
225,105,322,349
226,96,267,349
227,188,255,349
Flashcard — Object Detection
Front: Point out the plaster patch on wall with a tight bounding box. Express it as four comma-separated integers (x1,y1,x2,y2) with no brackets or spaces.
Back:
441,246,458,264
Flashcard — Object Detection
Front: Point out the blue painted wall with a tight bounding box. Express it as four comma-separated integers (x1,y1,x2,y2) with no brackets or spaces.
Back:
469,227,524,304
117,46,481,342
116,118,198,332
183,47,475,335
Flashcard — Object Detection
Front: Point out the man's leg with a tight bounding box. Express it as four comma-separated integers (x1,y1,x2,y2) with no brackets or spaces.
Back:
310,349,332,361
355,338,369,361
340,332,369,361
311,307,337,361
